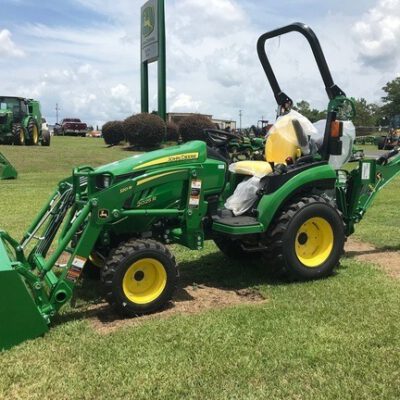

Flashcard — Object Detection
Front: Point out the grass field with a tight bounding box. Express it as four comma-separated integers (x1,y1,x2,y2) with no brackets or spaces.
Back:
0,138,399,400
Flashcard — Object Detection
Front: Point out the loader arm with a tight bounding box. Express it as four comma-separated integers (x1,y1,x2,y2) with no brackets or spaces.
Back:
0,172,101,350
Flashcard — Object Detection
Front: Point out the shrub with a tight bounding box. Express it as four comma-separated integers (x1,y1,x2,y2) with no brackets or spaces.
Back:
102,121,124,145
178,114,215,142
124,113,166,148
166,121,180,142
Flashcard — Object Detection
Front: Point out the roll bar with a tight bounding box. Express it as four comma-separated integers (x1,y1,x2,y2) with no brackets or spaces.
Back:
257,22,346,108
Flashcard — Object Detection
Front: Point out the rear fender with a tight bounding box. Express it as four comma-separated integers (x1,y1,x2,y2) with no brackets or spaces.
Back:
257,164,336,231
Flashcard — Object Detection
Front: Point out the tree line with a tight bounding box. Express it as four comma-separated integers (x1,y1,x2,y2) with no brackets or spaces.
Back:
293,76,400,127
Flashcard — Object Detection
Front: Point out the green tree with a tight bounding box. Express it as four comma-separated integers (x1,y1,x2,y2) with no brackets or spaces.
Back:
352,98,380,127
381,77,400,118
293,100,326,123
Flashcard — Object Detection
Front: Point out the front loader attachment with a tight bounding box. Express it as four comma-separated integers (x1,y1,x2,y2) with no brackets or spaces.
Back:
0,237,48,351
0,172,101,351
0,152,17,180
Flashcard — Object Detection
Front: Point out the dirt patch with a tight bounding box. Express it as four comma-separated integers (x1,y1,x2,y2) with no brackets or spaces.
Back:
89,285,266,334
345,238,400,279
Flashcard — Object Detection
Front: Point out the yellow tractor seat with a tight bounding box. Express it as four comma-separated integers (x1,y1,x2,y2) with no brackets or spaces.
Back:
229,160,273,178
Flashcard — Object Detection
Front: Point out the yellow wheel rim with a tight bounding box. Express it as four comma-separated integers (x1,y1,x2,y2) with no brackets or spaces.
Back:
122,258,167,304
295,217,334,268
32,124,39,144
19,128,25,145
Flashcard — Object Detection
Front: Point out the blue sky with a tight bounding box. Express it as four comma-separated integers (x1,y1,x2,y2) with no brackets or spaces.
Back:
0,0,399,127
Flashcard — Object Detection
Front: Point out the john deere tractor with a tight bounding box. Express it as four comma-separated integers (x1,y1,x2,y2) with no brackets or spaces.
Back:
2,23,400,351
0,96,50,146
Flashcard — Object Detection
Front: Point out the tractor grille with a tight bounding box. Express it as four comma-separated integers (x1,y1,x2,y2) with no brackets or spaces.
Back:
0,115,7,124
79,176,88,187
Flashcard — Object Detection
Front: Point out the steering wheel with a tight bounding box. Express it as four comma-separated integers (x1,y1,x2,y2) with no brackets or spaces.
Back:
204,129,240,148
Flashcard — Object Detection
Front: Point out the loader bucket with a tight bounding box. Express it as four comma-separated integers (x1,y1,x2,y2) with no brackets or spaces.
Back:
0,240,48,351
0,152,17,180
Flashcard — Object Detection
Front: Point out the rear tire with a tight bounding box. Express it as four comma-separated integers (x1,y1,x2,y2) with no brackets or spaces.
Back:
26,118,39,145
12,123,25,145
267,195,345,280
101,239,178,316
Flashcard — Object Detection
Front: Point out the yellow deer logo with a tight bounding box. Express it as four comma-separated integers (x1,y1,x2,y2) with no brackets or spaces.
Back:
142,6,155,37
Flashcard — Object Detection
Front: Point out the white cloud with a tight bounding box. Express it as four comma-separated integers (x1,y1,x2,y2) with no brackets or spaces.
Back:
0,29,24,57
353,0,400,69
2,0,399,128
169,92,202,112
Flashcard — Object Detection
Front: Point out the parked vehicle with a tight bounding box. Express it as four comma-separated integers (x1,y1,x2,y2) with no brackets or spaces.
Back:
0,96,49,146
377,129,400,150
41,118,51,146
54,118,88,137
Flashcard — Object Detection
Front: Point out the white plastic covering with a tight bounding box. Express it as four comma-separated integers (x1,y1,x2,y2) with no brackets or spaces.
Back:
312,120,356,169
225,177,263,216
272,110,317,154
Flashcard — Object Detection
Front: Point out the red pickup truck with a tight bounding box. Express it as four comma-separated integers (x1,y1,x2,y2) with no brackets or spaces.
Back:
54,118,88,137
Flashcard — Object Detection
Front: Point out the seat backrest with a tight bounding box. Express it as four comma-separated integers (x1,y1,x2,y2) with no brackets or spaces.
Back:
265,113,309,164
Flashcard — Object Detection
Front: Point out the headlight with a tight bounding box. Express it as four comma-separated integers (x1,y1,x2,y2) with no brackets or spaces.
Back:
96,174,113,189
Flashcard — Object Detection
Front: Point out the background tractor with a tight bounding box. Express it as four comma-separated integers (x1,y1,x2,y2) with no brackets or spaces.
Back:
0,96,50,146
377,115,400,150
2,23,400,351
228,135,265,161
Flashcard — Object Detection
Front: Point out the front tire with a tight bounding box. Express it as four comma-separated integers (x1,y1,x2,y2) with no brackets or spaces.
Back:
267,195,345,280
101,239,178,316
12,123,25,145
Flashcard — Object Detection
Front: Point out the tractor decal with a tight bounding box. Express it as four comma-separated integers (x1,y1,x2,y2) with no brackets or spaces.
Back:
98,209,109,219
134,153,199,169
137,196,157,208
137,171,180,186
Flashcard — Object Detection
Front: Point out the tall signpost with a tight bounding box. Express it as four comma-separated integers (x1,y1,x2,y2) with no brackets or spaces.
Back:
141,0,166,121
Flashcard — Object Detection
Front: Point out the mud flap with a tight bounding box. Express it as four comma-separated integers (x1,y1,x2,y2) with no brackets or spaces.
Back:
0,241,48,351
0,152,17,180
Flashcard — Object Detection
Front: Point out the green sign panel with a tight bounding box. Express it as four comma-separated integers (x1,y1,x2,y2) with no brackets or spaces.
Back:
141,0,159,63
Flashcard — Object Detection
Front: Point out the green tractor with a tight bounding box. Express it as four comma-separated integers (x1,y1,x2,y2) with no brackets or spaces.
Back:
2,23,400,350
229,135,265,161
0,96,50,146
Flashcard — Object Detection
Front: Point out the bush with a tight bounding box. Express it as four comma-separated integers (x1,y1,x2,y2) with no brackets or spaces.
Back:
102,121,124,145
166,121,180,142
124,113,166,148
179,114,215,142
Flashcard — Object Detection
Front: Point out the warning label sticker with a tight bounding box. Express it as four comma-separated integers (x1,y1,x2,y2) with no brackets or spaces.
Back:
189,179,202,208
361,163,371,180
72,256,86,269
66,256,87,282
191,179,202,189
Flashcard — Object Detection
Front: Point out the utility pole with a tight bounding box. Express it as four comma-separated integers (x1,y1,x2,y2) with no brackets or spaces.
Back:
55,103,60,124
239,110,242,133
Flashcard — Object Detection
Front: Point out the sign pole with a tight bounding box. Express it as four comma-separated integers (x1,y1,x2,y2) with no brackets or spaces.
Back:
140,0,166,121
141,62,149,114
158,0,166,121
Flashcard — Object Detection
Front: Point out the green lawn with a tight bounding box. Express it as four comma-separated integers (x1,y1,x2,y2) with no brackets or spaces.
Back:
0,138,399,400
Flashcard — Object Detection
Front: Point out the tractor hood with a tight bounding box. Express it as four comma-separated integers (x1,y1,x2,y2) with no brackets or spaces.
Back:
93,141,208,177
